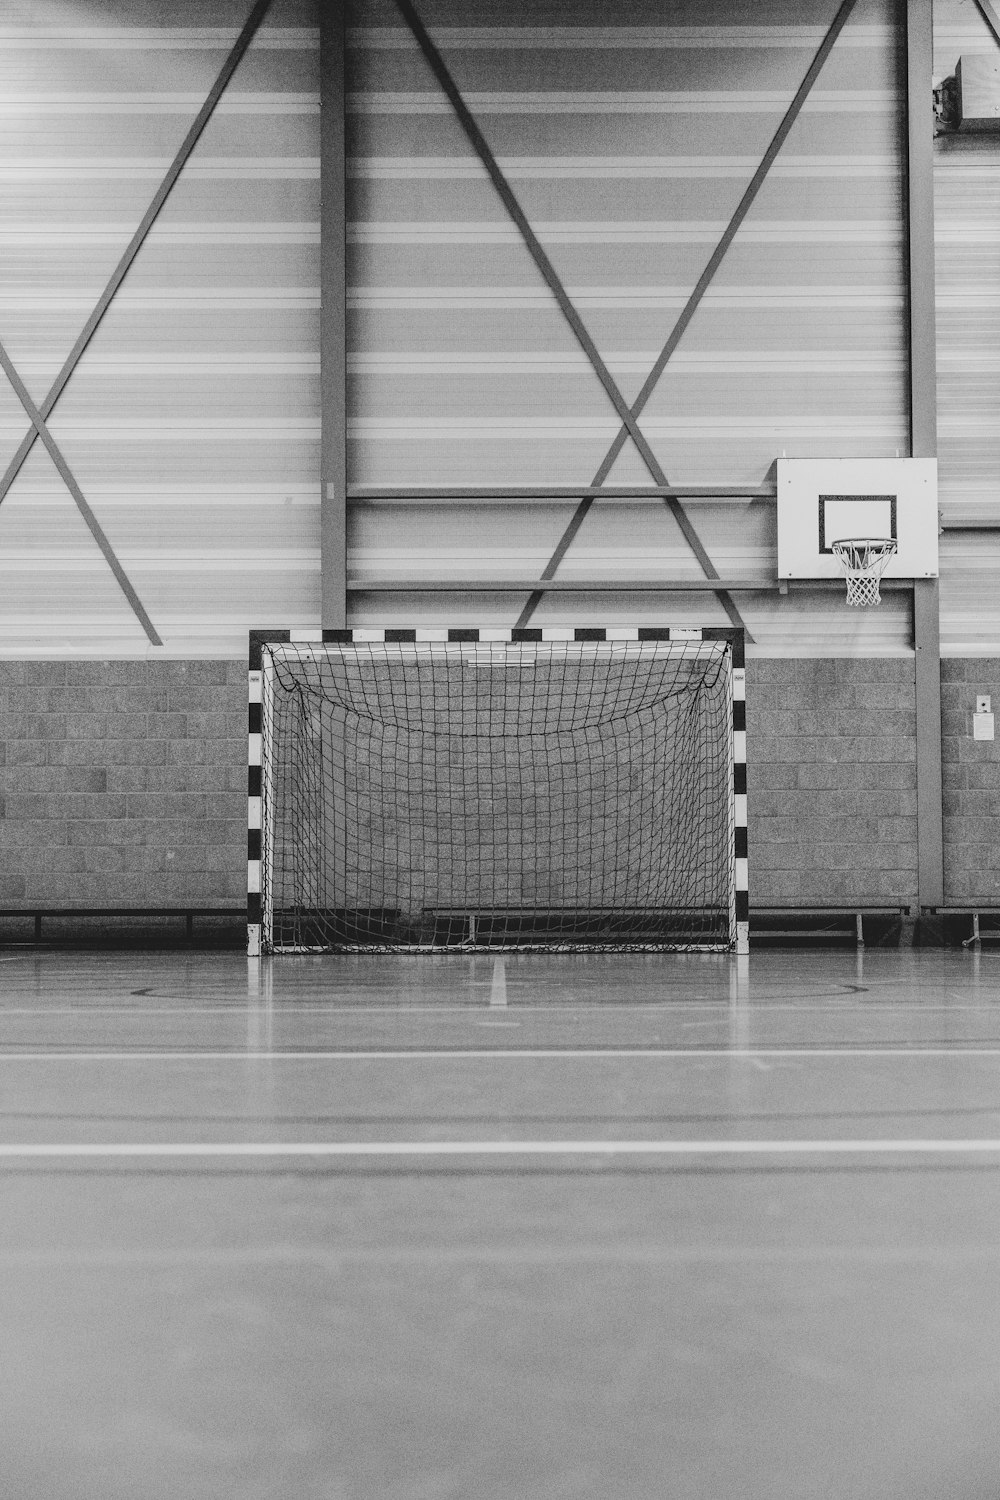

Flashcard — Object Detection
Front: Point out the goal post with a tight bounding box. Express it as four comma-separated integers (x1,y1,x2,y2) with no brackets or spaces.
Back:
248,627,748,956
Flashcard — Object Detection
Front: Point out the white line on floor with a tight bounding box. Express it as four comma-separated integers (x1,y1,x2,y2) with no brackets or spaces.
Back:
3,1138,1000,1157
490,957,507,1007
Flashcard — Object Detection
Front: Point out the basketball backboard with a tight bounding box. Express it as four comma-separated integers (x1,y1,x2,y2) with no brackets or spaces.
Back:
777,458,938,580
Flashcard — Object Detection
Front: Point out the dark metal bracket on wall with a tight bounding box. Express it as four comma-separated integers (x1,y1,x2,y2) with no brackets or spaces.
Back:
0,0,274,646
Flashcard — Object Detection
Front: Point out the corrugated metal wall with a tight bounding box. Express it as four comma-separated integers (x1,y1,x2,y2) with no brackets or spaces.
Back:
0,0,319,658
934,0,1000,656
347,0,910,653
0,2,923,659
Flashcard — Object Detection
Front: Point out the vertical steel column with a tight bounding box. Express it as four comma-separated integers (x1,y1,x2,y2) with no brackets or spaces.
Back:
906,0,944,910
321,0,348,628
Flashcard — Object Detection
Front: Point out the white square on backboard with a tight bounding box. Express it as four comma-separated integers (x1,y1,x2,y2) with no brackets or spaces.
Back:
777,458,938,579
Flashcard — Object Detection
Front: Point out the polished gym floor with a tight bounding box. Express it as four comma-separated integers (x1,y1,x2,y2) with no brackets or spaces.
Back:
3,946,1000,1499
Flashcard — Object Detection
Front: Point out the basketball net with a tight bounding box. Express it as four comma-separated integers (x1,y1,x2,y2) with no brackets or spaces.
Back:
831,537,898,608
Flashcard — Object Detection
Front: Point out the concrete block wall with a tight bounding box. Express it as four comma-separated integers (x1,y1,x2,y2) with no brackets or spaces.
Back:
0,661,246,909
745,659,919,907
0,653,992,923
942,660,1000,907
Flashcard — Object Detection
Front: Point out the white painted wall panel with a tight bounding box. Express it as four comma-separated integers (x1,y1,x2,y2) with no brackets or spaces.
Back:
0,0,320,657
346,0,909,651
934,0,1000,652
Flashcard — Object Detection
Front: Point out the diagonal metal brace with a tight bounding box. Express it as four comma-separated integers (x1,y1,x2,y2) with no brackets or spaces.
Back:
393,0,670,486
0,340,161,645
519,0,858,630
973,0,1000,48
591,0,859,485
393,0,744,631
0,0,274,514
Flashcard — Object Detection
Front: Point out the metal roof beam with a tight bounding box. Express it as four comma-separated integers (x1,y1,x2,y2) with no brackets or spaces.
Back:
350,486,777,502
346,578,777,594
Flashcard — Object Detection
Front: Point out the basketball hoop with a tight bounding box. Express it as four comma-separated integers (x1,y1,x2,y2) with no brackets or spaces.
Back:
831,537,898,607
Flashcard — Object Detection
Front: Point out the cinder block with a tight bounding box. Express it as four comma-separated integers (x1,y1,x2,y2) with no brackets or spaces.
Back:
7,741,46,767
66,768,108,794
850,683,915,710
24,662,68,686
746,763,799,791
15,713,68,741
5,766,67,793
745,707,798,735
876,816,919,843
166,687,235,713
59,794,127,821
795,764,838,790
957,735,1000,763
745,685,800,713
6,794,48,820
65,661,149,687
161,661,232,687
160,871,240,901
204,738,245,764
0,819,67,849
965,764,1000,791
69,819,159,848
124,793,198,821
747,791,798,817
145,714,188,740
121,740,168,766
830,737,916,764
42,848,88,875
845,659,915,684
749,733,783,763
16,687,68,714
835,710,914,738
106,768,150,794
82,847,158,874
201,844,242,872
65,714,108,742
185,711,244,741
101,712,150,740
202,793,242,820
165,740,209,766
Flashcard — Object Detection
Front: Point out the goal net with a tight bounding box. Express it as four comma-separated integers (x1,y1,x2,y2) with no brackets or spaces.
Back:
249,630,746,954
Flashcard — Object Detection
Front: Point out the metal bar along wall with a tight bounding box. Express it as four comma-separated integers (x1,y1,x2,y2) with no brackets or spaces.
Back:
906,0,945,911
321,0,348,629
